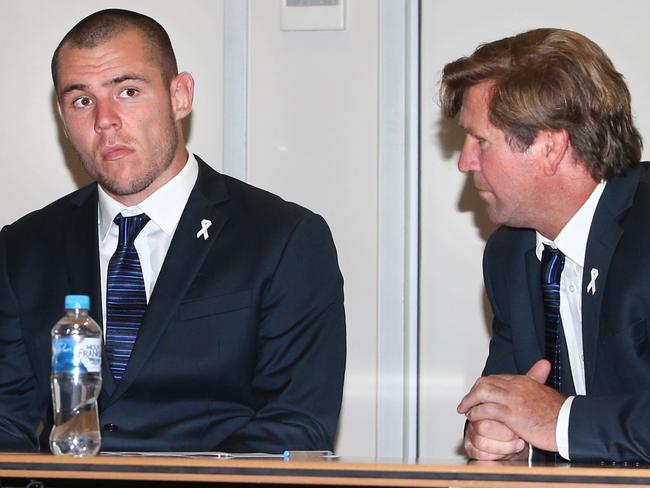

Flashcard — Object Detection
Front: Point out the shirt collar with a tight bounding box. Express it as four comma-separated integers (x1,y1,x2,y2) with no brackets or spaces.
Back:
98,152,199,242
535,181,606,267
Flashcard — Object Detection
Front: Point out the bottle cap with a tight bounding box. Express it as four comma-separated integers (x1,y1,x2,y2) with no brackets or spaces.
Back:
64,295,90,310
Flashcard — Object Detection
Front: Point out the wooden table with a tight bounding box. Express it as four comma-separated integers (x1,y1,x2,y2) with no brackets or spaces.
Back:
0,453,648,487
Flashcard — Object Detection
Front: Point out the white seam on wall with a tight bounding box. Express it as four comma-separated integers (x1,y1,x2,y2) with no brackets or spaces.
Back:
377,0,420,460
223,0,248,181
404,0,420,461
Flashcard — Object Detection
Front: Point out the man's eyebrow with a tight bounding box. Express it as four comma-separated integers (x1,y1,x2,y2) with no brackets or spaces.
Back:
458,121,472,134
458,119,480,138
105,74,148,86
59,74,148,97
60,83,87,97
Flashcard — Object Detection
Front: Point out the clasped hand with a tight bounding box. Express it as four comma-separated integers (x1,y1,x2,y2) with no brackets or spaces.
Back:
457,359,565,460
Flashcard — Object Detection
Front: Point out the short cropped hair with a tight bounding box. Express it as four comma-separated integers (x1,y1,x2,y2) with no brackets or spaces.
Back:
440,28,642,181
51,9,178,89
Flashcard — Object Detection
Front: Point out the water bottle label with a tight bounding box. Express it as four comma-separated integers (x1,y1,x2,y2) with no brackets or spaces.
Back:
52,337,102,374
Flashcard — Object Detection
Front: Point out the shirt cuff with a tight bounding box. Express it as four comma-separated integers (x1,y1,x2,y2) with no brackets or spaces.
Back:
556,396,575,460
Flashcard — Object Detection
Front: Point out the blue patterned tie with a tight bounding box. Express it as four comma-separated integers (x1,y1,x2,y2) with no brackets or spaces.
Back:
106,213,150,382
541,244,565,391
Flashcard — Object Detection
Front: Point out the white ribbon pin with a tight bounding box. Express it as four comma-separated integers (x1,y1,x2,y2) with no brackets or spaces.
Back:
196,219,212,240
586,268,599,295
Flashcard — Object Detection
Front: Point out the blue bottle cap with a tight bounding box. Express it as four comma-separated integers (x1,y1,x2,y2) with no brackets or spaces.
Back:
64,295,90,310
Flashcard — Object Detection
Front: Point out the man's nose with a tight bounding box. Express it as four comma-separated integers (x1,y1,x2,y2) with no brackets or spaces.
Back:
458,136,479,173
94,99,121,133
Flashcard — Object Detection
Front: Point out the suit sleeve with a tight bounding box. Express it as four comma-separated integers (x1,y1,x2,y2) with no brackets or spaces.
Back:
0,229,42,450
217,213,346,453
568,394,650,461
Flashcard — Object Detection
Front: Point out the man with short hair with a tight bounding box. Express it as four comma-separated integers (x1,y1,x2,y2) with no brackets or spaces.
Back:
0,9,346,453
441,28,650,462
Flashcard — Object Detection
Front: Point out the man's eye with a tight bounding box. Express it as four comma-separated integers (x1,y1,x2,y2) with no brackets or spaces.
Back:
72,97,93,108
120,88,139,98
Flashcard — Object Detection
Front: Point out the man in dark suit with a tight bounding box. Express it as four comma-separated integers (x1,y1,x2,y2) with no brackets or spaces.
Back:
0,9,345,452
440,28,650,462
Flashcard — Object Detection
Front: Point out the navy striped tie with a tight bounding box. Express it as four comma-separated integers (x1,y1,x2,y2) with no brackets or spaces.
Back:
541,244,565,391
106,213,150,382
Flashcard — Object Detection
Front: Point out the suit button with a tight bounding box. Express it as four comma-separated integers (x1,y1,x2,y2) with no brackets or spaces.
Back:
104,423,119,432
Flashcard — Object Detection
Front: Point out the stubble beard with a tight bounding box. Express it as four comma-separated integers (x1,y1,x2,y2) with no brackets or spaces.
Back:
77,124,178,197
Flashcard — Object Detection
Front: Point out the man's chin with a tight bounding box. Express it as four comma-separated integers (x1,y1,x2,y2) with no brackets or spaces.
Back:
97,177,152,198
478,194,500,220
484,205,509,226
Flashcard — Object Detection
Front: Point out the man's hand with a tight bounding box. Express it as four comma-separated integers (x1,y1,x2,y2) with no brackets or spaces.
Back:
458,360,565,453
463,419,528,461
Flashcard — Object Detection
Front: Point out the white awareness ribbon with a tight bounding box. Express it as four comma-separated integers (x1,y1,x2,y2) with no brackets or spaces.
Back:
586,268,599,295
196,219,212,240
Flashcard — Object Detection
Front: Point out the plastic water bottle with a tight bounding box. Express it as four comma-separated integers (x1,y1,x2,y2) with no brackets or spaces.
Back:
50,295,102,456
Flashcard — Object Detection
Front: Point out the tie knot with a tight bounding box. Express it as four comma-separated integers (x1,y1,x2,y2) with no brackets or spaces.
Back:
114,213,150,246
541,244,565,286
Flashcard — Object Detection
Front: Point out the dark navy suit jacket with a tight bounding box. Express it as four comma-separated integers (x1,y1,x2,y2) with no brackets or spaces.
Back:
0,157,346,453
482,163,650,462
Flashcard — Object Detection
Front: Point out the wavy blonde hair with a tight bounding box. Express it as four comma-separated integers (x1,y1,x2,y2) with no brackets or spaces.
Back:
440,28,642,180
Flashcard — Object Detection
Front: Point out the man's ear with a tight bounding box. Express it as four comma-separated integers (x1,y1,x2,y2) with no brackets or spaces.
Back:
538,128,570,176
170,72,194,121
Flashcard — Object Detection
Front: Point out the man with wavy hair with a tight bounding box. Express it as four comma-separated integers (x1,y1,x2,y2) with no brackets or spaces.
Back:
442,28,649,462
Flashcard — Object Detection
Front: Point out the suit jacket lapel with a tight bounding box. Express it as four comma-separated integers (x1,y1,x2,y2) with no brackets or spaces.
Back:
525,247,545,357
64,186,102,314
582,167,639,391
103,159,230,405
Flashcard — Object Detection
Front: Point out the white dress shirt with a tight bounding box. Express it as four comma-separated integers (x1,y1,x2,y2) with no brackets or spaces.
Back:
98,152,199,335
535,181,606,460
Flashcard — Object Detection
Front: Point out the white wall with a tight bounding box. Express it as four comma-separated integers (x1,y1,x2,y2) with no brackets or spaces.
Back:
246,1,380,457
419,0,650,460
0,0,223,226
